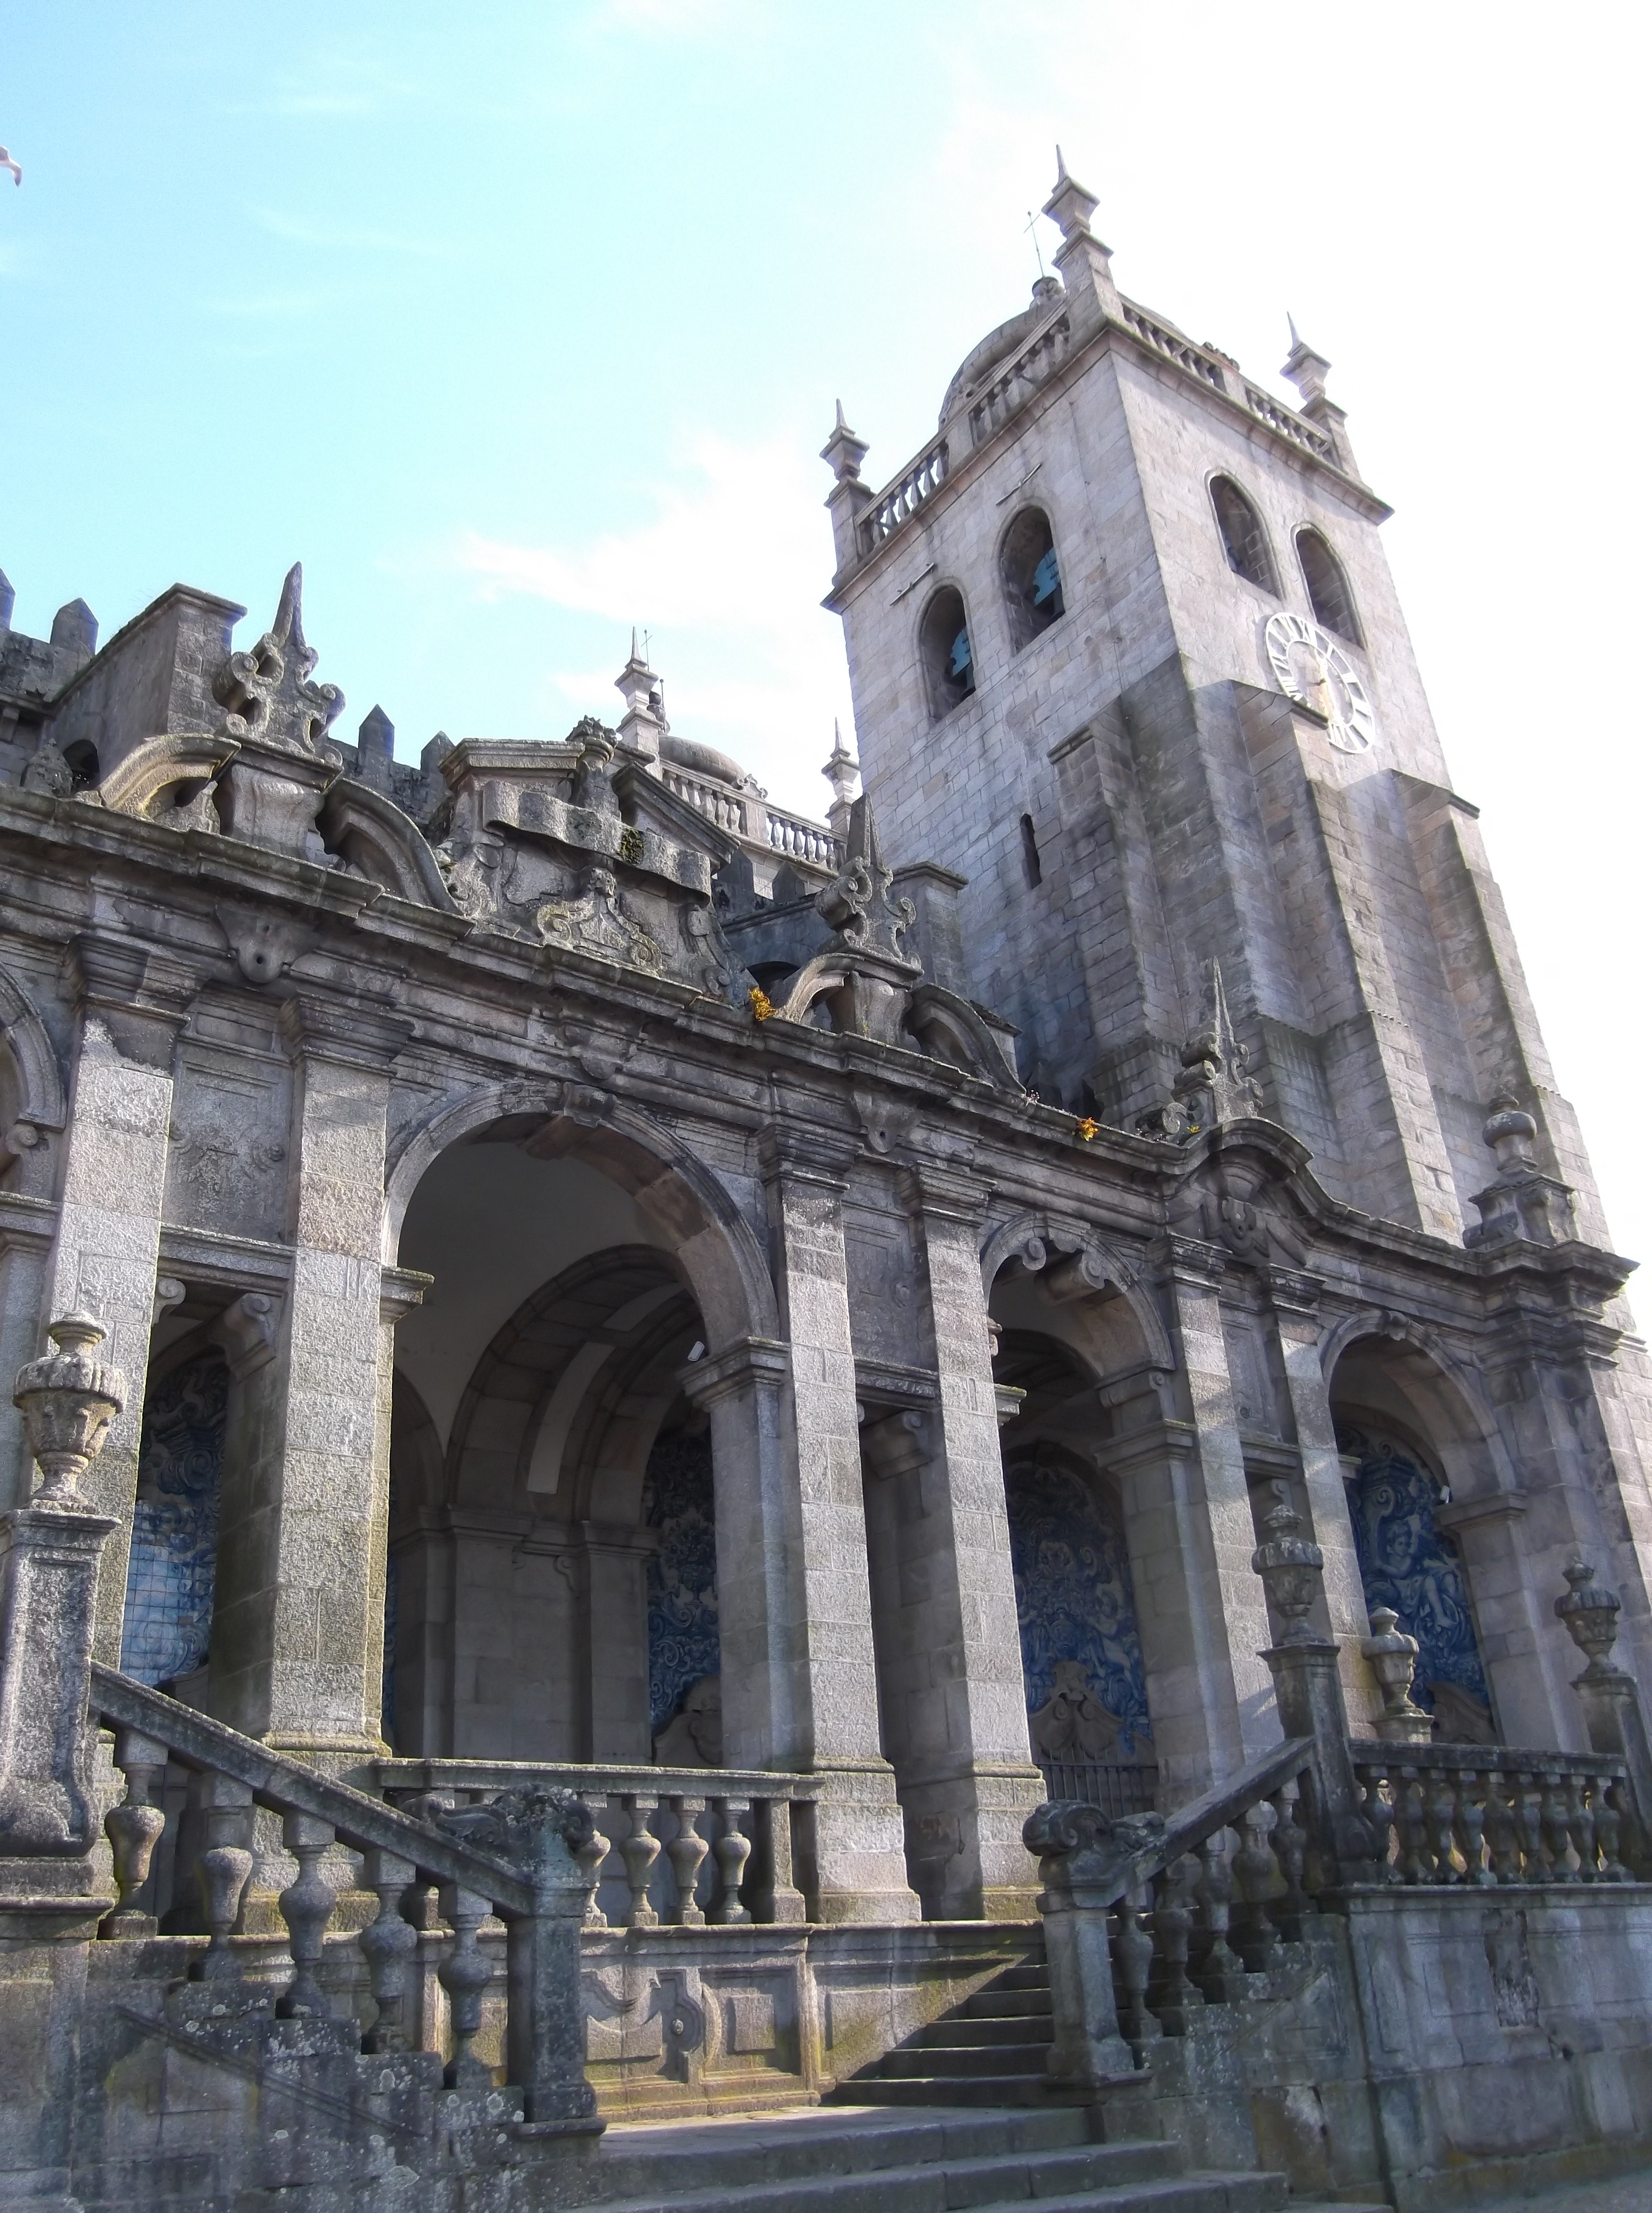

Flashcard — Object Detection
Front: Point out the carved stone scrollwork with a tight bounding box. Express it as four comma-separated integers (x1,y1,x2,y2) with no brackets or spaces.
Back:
212,563,343,758
1137,959,1263,1140
536,865,663,973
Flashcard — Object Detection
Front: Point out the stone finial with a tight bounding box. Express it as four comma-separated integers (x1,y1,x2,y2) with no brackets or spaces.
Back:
49,598,97,659
1466,1092,1578,1248
613,630,664,761
1042,145,1100,243
212,562,344,756
12,1313,126,1509
1281,318,1333,407
0,569,13,633
1251,1481,1324,1647
1362,1606,1433,1742
1555,1556,1625,1680
1137,960,1263,1140
817,794,917,964
820,399,870,486
821,721,860,837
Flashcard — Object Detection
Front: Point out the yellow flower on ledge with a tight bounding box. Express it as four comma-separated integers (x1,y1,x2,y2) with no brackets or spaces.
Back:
749,985,776,1023
1074,1116,1100,1143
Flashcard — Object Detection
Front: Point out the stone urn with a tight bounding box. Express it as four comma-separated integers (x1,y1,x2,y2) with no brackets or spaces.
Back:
12,1312,127,1508
1362,1606,1433,1743
1555,1557,1623,1680
1251,1481,1324,1646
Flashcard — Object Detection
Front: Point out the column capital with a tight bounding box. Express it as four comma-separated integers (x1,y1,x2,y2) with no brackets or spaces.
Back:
679,1335,790,1410
279,992,414,1071
64,931,196,1065
1156,1233,1229,1288
896,1162,990,1225
759,1127,855,1191
1267,1266,1324,1321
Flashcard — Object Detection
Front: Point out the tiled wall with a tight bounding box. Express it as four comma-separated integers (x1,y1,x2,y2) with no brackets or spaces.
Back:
644,1430,720,1731
120,1349,228,1687
1005,1458,1152,1752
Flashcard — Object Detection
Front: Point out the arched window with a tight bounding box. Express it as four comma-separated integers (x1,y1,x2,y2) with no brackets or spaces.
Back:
1296,527,1361,644
918,585,975,719
1210,475,1278,594
1000,507,1064,650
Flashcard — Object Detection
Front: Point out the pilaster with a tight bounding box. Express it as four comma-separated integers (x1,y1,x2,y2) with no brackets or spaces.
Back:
1268,1270,1381,1729
214,994,412,1756
43,933,194,1660
892,1164,1042,1919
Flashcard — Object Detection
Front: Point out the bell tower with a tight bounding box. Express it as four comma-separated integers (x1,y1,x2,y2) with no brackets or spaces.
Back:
824,156,1607,1251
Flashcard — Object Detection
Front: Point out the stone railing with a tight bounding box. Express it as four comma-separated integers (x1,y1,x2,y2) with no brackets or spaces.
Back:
1027,1735,1319,2085
1349,1741,1640,1886
967,312,1073,445
377,1757,815,1927
660,766,744,835
1118,299,1230,393
1242,381,1336,462
766,808,840,869
91,1666,596,2129
857,439,949,556
1032,1755,1157,1821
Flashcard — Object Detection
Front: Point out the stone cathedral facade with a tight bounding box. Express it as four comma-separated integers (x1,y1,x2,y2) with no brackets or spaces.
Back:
1,160,1651,2206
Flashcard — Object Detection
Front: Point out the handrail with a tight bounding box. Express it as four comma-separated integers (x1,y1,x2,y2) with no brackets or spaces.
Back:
92,1666,532,1913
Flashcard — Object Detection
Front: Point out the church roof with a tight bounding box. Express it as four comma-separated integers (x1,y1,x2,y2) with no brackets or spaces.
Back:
937,275,1067,430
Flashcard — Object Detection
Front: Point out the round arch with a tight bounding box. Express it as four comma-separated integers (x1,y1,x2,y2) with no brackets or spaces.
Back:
382,1079,778,1350
980,1209,1173,1376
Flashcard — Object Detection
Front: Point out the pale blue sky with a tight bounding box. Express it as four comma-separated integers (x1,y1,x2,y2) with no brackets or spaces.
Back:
4,2,1649,1262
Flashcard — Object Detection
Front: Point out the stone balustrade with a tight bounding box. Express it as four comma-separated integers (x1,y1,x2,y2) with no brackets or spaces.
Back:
1118,299,1230,394
1241,381,1336,461
857,441,949,556
376,1757,815,1929
1349,1742,1640,1886
966,313,1072,445
1026,1734,1318,2086
660,766,744,834
90,1665,597,2130
1031,1754,1157,1821
765,809,840,868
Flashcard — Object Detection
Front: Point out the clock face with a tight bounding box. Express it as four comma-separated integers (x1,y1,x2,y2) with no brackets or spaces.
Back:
1264,611,1376,754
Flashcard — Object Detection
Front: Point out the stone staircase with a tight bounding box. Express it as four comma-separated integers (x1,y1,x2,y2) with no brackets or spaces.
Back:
832,1952,1060,2107
579,2103,1389,2213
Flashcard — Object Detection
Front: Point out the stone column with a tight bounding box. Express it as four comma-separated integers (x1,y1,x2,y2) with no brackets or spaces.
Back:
683,1130,916,1922
211,995,410,1757
39,935,194,1661
1110,1238,1277,1793
888,1166,1042,1920
1269,1270,1381,1730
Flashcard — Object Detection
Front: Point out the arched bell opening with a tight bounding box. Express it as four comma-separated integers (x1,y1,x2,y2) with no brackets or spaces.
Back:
384,1114,736,1763
1328,1331,1506,1745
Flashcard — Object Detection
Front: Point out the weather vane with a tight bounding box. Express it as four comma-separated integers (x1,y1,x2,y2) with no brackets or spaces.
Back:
1023,207,1046,281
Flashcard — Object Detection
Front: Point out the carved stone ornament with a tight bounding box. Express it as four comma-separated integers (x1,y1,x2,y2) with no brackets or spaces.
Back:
212,562,344,757
1137,960,1263,1140
1022,1801,1164,1863
1467,1094,1579,1249
1361,1605,1433,1743
438,1783,595,1875
536,865,663,974
1250,1480,1324,1647
1555,1556,1624,1680
13,1312,127,1508
815,794,917,963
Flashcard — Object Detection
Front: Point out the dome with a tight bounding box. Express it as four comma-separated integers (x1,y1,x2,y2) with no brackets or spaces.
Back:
937,276,1066,429
659,728,750,790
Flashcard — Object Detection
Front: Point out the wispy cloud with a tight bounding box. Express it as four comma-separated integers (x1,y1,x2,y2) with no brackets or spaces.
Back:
250,208,449,259
448,432,852,803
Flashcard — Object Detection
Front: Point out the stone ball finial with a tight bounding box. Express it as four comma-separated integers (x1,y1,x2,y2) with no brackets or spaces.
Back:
1555,1555,1624,1680
13,1311,126,1509
1482,1094,1538,1173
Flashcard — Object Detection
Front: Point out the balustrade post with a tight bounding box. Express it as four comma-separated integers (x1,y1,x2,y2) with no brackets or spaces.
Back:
666,1796,709,1927
710,1796,752,1924
619,1795,661,1929
438,1784,601,2134
1252,1483,1382,1885
359,1847,418,2052
275,1811,337,2018
1022,1803,1141,2088
575,1812,611,1928
750,1795,807,1924
1556,1558,1652,1867
437,1885,494,2089
191,1775,255,1980
0,1313,124,1914
1191,1830,1247,2002
102,1727,168,1936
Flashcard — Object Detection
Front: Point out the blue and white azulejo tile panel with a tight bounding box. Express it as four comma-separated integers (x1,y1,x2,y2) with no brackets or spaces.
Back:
643,1430,720,1732
1338,1421,1492,1716
1005,1458,1153,1753
120,1350,229,1687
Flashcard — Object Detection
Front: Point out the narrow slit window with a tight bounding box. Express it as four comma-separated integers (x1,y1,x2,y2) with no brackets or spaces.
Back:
1020,814,1043,888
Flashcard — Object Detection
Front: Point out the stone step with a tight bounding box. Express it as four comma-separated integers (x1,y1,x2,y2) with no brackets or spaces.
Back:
586,2105,1094,2201
877,2042,1049,2079
984,1963,1050,1992
964,1987,1057,2018
585,2137,1256,2213
834,2074,1064,2107
909,2013,1052,2047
